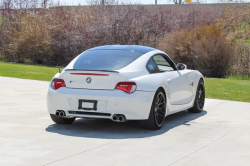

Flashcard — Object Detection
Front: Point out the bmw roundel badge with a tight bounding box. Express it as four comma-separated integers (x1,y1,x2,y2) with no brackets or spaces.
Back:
86,77,91,83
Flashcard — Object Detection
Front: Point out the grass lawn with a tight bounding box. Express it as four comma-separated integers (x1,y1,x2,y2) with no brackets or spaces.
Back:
205,78,250,102
0,61,249,102
227,75,250,80
0,61,58,81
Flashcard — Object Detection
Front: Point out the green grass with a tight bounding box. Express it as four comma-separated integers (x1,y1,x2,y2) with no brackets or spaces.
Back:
247,38,250,44
227,75,250,81
0,61,58,81
0,61,249,102
205,78,250,102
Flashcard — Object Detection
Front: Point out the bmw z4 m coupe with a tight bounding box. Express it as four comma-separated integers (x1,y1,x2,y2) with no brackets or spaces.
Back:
47,45,205,130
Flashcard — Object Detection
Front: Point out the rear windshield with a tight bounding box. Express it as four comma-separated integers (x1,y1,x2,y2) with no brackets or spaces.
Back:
73,50,143,70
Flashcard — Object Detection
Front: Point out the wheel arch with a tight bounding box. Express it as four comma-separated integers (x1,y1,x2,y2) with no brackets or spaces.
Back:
196,77,205,92
200,77,205,84
157,87,166,98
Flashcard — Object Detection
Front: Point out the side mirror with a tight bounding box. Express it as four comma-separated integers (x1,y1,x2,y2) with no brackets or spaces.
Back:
177,63,187,70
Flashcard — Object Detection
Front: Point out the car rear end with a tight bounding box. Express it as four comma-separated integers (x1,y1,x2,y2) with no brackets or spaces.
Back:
47,48,154,121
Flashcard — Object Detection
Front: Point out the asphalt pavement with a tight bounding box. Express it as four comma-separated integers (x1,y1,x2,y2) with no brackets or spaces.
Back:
1,76,250,166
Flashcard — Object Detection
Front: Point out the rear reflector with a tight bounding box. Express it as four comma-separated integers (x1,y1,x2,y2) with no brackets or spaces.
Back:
51,78,66,90
70,73,109,76
115,82,137,93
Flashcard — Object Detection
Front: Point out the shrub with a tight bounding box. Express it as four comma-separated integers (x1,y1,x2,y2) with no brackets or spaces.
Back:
3,15,53,64
216,5,250,42
0,3,225,66
232,42,250,76
158,24,235,78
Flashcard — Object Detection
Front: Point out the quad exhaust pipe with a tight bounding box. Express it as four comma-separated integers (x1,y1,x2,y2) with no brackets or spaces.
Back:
56,110,66,117
56,111,125,121
112,114,126,122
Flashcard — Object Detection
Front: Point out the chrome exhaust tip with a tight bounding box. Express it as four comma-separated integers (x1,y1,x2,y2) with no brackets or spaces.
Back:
59,111,65,117
118,116,124,121
112,115,118,121
56,110,66,117
111,114,126,122
55,110,60,116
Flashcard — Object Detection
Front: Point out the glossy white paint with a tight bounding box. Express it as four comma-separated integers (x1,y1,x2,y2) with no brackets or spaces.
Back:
47,47,204,120
47,87,154,119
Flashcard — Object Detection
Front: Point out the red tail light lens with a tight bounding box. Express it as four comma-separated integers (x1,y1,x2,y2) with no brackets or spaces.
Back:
51,78,66,90
115,82,137,93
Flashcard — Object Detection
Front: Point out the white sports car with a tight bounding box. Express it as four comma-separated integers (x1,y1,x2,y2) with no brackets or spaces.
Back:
47,45,205,130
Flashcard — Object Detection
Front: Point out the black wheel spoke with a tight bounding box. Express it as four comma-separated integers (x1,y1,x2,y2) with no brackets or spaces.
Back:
159,111,165,117
155,114,158,119
158,101,164,105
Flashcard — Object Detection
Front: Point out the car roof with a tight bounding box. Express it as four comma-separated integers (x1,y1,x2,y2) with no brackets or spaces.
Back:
88,45,157,54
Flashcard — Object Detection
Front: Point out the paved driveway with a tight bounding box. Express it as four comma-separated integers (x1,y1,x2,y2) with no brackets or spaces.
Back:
1,76,250,166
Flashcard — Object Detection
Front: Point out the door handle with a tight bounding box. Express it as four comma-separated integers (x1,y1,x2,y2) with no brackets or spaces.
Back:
190,82,194,86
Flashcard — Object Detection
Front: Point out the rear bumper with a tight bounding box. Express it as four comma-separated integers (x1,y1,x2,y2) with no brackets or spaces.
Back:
47,87,155,120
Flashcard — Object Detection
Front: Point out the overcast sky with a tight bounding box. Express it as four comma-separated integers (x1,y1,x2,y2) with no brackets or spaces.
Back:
56,0,230,6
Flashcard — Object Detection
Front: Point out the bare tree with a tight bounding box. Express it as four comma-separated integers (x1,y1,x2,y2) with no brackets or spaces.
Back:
42,0,49,8
171,0,184,4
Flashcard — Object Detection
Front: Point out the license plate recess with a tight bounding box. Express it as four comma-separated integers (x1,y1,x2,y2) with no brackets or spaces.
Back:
78,99,97,111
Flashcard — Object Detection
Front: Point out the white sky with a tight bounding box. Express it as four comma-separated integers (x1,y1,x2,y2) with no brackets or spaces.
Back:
56,0,234,6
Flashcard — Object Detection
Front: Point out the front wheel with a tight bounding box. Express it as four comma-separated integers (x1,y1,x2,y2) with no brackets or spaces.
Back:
140,89,166,130
50,114,76,124
188,79,205,113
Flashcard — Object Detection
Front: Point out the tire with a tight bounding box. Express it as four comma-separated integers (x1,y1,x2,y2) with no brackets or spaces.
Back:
188,79,205,113
50,114,76,124
140,89,166,130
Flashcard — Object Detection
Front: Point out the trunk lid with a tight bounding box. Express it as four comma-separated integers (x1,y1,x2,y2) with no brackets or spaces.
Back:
59,70,125,90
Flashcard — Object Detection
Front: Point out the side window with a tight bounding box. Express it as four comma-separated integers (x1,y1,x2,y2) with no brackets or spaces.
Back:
153,55,175,72
146,58,159,74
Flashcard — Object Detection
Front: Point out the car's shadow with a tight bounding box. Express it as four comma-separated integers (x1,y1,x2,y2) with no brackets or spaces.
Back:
45,110,207,139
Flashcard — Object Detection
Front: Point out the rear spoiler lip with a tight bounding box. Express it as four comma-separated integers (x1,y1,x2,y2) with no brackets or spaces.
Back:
70,73,109,76
64,69,119,73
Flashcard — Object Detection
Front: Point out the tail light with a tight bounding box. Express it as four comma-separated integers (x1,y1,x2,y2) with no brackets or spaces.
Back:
115,82,137,93
51,78,66,90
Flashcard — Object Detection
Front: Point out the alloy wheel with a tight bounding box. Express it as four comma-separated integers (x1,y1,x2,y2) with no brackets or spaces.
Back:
154,92,166,126
197,84,205,110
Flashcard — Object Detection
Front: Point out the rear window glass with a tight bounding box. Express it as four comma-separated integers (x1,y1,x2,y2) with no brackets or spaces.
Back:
73,50,143,70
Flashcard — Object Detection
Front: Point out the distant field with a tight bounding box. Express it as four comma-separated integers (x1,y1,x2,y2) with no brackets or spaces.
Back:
0,61,249,102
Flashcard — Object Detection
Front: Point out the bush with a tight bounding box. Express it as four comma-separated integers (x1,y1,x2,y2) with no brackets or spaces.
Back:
3,15,53,64
158,24,235,78
0,3,225,66
232,42,250,76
